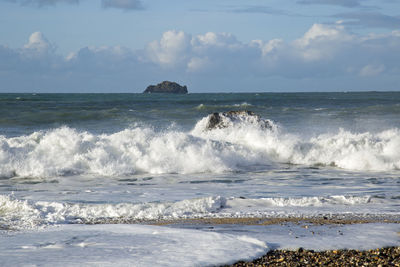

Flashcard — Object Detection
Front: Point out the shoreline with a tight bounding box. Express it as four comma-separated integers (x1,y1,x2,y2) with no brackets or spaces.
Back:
151,216,400,266
224,247,400,266
78,214,400,227
146,215,400,226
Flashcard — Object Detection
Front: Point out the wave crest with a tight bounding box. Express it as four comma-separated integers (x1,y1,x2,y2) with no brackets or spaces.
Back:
0,115,400,178
0,195,226,229
2,194,393,230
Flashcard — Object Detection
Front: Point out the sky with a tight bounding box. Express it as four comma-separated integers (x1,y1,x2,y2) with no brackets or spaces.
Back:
0,0,399,93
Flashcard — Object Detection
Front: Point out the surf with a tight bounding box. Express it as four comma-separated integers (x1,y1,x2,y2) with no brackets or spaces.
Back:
0,111,399,178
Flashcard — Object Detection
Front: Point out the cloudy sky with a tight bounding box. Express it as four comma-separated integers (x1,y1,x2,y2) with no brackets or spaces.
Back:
0,0,399,92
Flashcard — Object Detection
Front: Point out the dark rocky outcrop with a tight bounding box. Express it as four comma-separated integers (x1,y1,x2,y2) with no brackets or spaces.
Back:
205,110,273,130
143,81,188,94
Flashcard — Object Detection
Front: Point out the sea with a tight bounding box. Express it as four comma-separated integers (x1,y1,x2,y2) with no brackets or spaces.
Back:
0,92,399,266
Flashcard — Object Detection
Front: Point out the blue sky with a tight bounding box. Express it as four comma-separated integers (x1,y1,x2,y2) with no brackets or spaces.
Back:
0,0,399,92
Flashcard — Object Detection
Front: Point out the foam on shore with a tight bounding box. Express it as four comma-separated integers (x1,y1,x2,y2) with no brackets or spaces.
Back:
1,194,398,230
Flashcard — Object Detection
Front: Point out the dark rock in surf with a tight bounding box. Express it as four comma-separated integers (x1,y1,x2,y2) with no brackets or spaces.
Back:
143,81,188,94
205,110,273,130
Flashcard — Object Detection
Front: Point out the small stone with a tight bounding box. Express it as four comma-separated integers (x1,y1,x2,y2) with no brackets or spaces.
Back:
277,257,284,262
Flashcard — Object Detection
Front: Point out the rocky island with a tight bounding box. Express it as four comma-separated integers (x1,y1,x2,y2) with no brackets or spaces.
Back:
143,81,188,94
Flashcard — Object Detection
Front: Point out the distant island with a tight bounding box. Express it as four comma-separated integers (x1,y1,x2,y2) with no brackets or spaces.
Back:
143,81,188,94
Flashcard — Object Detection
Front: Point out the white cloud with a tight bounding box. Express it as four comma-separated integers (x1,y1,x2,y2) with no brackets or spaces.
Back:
359,64,385,76
191,32,239,48
292,24,354,61
252,39,284,57
146,30,191,67
65,45,138,74
187,57,210,72
295,24,349,47
18,32,58,64
1,25,400,92
187,32,253,73
23,32,53,53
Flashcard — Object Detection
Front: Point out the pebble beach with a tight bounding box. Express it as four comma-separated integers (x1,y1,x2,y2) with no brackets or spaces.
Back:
154,217,400,266
226,247,400,266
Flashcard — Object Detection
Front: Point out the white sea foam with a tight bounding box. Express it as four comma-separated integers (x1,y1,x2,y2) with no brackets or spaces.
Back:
195,102,253,110
227,195,373,208
1,222,398,266
233,102,253,107
0,224,268,267
1,194,394,230
195,103,206,110
0,195,41,229
0,195,226,229
0,114,399,178
191,116,400,172
217,223,400,252
0,126,238,177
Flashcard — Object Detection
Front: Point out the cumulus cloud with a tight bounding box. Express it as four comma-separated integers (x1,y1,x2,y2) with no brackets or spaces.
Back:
0,32,62,79
292,23,354,61
260,24,400,79
101,0,143,10
295,23,349,46
23,32,55,56
187,57,210,72
191,32,239,48
65,45,142,77
5,0,79,7
1,25,400,92
146,30,191,67
191,32,261,72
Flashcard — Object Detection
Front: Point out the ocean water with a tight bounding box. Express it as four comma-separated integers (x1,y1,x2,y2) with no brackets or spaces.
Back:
1,92,400,266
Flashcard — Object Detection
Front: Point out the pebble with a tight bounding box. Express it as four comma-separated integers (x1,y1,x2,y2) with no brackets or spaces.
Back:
224,246,400,267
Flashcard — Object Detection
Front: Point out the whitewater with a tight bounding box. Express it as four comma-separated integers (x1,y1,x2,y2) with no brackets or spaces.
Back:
0,92,399,266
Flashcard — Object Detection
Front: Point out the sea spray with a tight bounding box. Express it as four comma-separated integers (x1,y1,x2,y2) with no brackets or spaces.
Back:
192,115,400,172
0,125,267,178
0,114,400,178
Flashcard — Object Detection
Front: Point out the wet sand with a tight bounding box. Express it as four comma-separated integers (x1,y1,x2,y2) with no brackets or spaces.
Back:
149,215,400,226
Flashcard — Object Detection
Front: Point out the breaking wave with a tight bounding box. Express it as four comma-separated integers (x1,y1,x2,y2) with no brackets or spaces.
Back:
195,102,253,110
227,195,374,208
0,195,226,229
1,194,388,230
0,113,399,178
